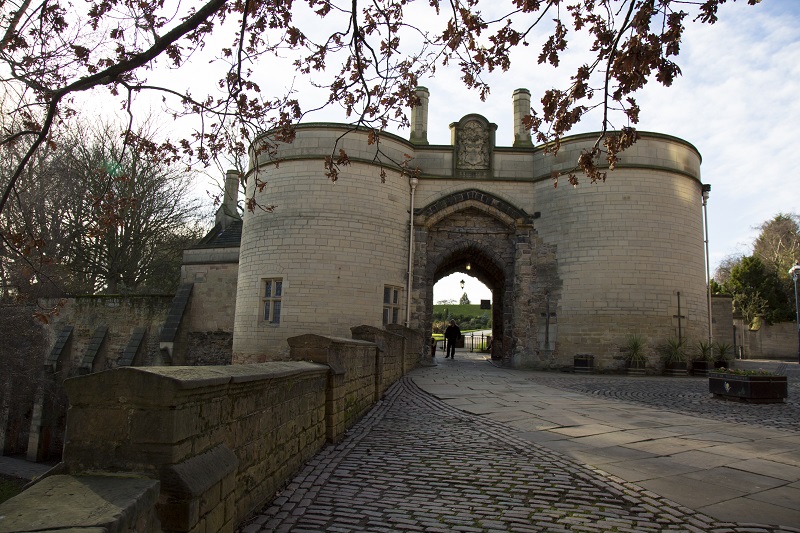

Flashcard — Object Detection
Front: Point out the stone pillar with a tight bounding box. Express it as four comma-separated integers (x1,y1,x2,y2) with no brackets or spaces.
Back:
350,325,405,400
512,88,533,147
409,87,429,145
287,334,378,442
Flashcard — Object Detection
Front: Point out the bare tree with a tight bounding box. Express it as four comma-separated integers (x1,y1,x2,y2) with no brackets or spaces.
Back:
1,0,761,221
1,117,205,296
64,123,206,293
753,213,800,278
713,253,745,287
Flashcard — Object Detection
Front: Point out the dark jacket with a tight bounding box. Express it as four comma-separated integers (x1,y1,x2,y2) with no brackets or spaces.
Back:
444,324,461,341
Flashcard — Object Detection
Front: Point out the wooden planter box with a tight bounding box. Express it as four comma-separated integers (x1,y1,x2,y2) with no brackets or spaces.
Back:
664,361,688,377
627,361,646,376
692,360,710,376
708,372,788,403
574,354,594,374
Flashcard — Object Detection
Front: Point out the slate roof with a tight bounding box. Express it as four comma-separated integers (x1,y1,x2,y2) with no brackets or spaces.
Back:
191,219,243,249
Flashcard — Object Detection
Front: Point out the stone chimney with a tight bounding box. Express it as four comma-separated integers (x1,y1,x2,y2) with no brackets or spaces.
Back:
513,88,533,148
215,169,241,229
409,87,429,145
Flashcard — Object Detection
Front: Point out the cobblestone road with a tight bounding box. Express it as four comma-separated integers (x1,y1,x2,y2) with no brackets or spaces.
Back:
527,374,800,432
240,377,798,533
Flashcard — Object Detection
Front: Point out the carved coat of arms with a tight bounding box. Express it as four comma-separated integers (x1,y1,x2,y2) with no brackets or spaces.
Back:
457,120,490,169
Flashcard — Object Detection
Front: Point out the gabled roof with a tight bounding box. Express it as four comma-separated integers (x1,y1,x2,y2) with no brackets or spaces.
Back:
191,220,242,249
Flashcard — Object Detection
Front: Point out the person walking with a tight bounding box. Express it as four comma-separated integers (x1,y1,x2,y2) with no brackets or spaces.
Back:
444,320,461,359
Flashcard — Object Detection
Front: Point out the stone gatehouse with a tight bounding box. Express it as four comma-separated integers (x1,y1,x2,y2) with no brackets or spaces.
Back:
208,87,709,370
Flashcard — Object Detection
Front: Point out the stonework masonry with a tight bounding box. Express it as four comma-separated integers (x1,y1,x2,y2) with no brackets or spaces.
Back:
42,295,173,373
1,331,416,532
232,93,708,370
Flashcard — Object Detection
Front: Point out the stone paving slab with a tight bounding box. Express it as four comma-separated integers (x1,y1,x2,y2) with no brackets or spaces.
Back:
240,366,800,532
415,356,800,529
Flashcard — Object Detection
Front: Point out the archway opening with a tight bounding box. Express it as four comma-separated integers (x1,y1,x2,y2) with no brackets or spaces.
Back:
430,246,506,359
434,273,492,305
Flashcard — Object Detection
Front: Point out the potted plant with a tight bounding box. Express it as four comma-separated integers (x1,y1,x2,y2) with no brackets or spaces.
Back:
713,341,733,369
692,340,713,376
623,334,648,375
660,337,688,376
709,367,787,403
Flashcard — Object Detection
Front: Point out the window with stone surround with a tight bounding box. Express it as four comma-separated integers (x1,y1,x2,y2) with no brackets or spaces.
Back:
262,278,282,324
383,286,402,325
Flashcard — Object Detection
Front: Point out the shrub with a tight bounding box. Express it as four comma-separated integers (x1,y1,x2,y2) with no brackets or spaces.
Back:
624,334,648,367
659,337,686,364
694,340,713,362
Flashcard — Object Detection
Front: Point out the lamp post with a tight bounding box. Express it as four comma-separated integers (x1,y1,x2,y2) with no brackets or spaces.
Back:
702,184,713,351
789,263,800,363
460,279,465,290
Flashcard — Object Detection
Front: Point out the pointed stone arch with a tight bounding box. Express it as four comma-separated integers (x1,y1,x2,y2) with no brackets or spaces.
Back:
409,189,559,367
415,189,534,229
429,242,509,361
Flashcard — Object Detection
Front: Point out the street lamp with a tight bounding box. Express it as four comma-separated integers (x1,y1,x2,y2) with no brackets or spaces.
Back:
789,263,800,363
702,184,712,351
460,279,465,290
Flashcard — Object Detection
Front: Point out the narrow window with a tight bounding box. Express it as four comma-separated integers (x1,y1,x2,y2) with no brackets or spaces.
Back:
262,278,283,324
383,285,402,325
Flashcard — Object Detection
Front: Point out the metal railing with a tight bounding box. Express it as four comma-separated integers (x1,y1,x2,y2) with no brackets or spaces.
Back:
434,332,492,354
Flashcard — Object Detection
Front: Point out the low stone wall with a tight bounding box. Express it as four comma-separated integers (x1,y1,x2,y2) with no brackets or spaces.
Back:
0,328,420,533
745,321,798,360
288,335,378,442
60,362,328,532
351,325,405,400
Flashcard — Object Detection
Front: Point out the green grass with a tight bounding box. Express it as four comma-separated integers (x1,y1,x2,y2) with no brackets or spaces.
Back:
433,304,490,318
0,475,26,504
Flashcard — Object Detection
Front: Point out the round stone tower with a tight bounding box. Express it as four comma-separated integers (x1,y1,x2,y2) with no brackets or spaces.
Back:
232,126,415,362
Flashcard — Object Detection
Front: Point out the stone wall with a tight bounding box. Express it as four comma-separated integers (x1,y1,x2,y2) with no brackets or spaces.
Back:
181,250,239,334
22,296,173,461
1,328,415,532
234,120,706,370
41,295,173,372
186,331,233,366
531,136,706,369
712,295,734,347
61,362,328,533
287,335,379,441
234,128,412,362
745,321,798,360
351,326,405,399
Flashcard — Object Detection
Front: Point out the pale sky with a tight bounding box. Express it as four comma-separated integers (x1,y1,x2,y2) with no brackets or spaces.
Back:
425,1,800,303
63,1,800,304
